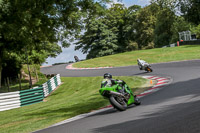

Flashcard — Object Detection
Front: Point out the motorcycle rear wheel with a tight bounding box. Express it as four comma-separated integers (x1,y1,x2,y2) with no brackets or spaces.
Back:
109,96,127,111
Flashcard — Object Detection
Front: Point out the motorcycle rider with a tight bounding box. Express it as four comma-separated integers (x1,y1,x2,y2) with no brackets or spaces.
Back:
101,73,139,103
101,73,129,94
137,58,150,70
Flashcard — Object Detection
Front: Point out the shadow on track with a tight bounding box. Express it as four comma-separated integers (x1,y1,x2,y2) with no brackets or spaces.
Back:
133,72,150,75
92,77,200,133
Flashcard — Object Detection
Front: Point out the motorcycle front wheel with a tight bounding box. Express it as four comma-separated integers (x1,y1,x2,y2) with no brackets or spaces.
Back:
109,96,127,111
146,67,153,72
134,97,141,105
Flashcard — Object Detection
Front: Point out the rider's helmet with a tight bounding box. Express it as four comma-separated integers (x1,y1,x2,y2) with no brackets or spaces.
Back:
137,58,140,62
104,73,112,79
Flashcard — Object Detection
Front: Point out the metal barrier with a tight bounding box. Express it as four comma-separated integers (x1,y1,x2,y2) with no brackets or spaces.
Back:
179,40,200,45
20,87,44,106
0,91,21,111
43,74,61,97
0,74,61,112
162,40,200,48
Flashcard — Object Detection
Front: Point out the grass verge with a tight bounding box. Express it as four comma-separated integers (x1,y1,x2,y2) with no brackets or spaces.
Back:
0,76,150,133
73,45,200,68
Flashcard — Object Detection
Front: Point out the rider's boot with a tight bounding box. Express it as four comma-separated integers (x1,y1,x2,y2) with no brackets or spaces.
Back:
134,95,141,105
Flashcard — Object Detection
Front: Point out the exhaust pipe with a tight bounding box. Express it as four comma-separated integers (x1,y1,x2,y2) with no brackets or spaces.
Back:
109,91,125,97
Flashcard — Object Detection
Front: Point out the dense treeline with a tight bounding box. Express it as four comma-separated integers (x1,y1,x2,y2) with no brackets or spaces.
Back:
75,0,200,59
0,0,200,88
0,0,109,88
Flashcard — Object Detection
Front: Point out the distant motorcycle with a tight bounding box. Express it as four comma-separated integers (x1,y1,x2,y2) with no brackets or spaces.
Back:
144,64,153,72
137,59,153,72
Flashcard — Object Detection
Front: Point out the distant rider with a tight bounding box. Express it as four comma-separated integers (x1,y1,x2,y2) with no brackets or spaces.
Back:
137,58,150,70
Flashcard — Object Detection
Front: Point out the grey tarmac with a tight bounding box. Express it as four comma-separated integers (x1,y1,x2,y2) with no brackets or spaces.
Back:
37,60,200,133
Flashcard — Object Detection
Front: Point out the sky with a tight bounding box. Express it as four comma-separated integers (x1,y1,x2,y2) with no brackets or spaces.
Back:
114,0,150,7
43,0,150,66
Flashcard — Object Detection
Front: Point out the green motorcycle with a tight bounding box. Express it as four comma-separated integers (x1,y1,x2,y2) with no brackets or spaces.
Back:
99,80,141,111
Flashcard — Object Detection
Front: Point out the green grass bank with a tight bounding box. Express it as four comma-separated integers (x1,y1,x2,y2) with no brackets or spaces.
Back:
73,45,200,68
0,76,150,133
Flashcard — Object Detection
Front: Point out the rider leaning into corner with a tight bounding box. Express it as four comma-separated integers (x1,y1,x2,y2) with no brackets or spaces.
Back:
137,58,150,70
101,73,139,102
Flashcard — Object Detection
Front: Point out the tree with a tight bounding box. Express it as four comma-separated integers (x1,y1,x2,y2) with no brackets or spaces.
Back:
76,3,142,58
106,4,128,52
191,24,200,39
119,5,141,51
75,18,118,59
150,0,193,46
154,7,175,47
170,16,191,43
0,0,109,87
152,0,200,25
134,4,159,49
76,4,129,59
150,0,178,10
1,52,22,82
178,0,200,25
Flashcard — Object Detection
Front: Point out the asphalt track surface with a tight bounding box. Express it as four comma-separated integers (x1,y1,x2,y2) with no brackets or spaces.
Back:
38,60,200,133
